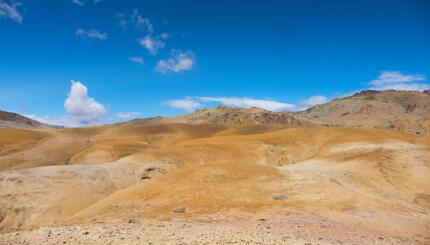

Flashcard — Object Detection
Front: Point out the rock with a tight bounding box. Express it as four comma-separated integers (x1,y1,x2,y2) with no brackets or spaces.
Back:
172,207,186,213
272,194,288,201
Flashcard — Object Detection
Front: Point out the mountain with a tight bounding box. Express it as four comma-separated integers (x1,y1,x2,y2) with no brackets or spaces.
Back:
0,91,429,243
125,90,430,136
180,105,305,125
0,110,53,128
295,90,430,135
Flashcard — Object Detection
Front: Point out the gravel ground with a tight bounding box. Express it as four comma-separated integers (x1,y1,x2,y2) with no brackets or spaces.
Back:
1,212,428,245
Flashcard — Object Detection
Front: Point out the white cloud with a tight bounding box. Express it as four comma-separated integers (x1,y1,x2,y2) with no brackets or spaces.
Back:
163,99,201,112
75,28,108,40
369,71,429,91
163,95,335,112
116,112,141,119
129,56,144,64
0,0,23,23
296,95,329,110
71,0,84,6
138,35,165,55
116,13,127,29
117,9,153,33
22,81,107,127
198,97,296,111
71,0,103,6
156,50,196,73
64,80,107,125
131,9,153,33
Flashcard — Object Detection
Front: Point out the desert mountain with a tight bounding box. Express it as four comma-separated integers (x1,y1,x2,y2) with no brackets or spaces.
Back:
295,90,430,135
0,90,429,243
0,110,53,129
128,90,430,136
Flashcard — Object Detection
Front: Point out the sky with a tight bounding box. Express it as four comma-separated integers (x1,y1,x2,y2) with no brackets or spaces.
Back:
0,0,429,126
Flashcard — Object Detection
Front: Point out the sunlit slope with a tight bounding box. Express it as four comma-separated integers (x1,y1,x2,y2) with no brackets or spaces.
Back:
295,90,430,135
68,127,430,223
0,123,429,233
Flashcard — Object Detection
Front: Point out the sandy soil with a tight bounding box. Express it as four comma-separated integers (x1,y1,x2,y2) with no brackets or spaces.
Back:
0,123,429,244
1,212,428,244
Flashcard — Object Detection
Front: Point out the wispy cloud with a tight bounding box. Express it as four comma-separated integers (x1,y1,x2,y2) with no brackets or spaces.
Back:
116,13,127,29
71,0,103,6
131,9,153,33
116,112,141,119
162,99,201,112
71,0,84,6
296,95,329,110
129,56,144,64
0,0,23,23
163,95,332,112
117,9,153,33
75,28,108,40
138,35,166,55
156,50,196,73
198,97,295,111
369,71,429,91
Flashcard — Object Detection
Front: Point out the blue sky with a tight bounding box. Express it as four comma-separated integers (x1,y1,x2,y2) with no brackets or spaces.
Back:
0,0,429,126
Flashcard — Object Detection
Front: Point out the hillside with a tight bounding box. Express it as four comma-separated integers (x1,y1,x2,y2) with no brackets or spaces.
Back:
0,110,53,129
295,90,430,135
127,90,430,136
0,90,429,243
0,123,429,243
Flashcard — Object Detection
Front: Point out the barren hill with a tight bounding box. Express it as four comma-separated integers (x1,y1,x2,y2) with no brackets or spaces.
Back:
0,110,53,129
180,106,304,125
127,90,430,136
295,90,430,135
0,91,430,244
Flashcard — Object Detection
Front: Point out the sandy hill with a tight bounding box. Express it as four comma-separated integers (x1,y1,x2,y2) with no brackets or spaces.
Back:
0,90,430,244
0,110,54,129
295,90,430,135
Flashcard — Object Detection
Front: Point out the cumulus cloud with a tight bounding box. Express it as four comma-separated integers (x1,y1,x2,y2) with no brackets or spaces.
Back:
0,0,23,23
24,81,107,127
64,80,107,125
75,28,108,40
156,50,196,73
163,99,201,112
129,56,144,64
138,35,166,55
116,112,141,119
369,71,429,91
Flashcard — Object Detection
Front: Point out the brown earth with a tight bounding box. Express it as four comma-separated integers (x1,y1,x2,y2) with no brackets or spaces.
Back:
295,90,430,135
0,110,54,129
0,90,430,244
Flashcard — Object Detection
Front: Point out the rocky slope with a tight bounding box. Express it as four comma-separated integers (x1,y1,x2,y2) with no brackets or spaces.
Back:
128,90,430,136
0,110,53,128
180,106,304,125
295,90,430,135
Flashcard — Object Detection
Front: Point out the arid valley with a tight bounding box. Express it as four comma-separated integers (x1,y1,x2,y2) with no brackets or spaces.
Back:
0,90,429,244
